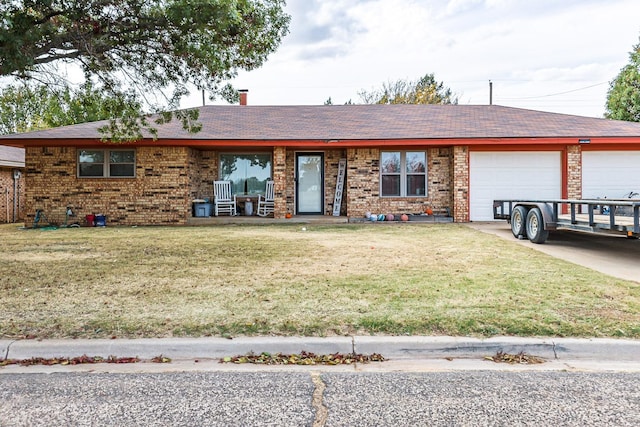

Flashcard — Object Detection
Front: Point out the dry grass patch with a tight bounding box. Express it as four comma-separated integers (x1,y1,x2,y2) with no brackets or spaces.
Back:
1,223,639,339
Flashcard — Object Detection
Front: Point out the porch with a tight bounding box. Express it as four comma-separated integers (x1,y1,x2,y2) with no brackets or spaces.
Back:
186,215,349,226
186,214,453,226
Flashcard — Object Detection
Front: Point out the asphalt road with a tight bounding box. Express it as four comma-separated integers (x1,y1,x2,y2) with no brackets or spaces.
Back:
467,222,640,283
1,371,639,426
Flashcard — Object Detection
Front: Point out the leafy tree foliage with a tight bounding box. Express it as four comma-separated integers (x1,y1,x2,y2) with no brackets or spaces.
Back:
0,82,140,135
0,0,290,140
606,38,640,122
358,73,458,105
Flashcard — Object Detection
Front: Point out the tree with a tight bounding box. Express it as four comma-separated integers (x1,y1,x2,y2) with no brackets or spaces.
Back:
323,96,353,105
0,0,290,140
606,38,640,122
358,73,458,105
0,82,140,135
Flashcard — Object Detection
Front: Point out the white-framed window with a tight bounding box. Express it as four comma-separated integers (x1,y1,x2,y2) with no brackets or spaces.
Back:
380,151,427,197
219,153,272,196
78,149,136,178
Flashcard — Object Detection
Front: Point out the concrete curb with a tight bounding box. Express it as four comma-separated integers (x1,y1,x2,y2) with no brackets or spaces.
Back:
354,336,640,361
2,336,640,362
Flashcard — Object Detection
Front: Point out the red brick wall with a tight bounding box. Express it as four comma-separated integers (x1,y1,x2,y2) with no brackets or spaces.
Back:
283,149,294,216
0,168,25,223
24,146,193,226
189,149,217,201
325,150,347,216
429,148,454,215
281,149,345,217
452,146,469,222
23,145,466,225
273,146,286,217
185,148,346,219
566,145,582,199
345,147,454,219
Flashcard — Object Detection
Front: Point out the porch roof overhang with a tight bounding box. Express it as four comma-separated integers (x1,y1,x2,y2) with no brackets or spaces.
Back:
0,145,25,167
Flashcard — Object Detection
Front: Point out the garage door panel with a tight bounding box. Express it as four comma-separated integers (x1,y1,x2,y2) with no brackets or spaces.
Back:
583,151,640,199
470,152,562,221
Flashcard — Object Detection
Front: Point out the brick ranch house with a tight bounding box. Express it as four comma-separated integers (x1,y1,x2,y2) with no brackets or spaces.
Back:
2,103,640,227
0,145,25,223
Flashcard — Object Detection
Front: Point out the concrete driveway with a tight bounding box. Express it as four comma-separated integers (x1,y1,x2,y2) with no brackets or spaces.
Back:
467,222,640,283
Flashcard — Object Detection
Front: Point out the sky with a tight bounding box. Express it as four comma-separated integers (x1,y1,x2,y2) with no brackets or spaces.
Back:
182,0,640,118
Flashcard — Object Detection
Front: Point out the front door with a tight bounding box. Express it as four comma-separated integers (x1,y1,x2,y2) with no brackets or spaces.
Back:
296,153,324,215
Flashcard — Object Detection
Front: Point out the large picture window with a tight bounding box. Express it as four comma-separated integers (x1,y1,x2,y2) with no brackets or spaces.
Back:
220,153,272,196
381,151,427,197
78,149,135,178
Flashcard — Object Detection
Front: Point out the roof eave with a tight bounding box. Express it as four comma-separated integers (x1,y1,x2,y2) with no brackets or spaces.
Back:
5,135,640,149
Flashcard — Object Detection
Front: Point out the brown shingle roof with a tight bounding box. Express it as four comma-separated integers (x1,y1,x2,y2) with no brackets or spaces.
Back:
2,104,640,141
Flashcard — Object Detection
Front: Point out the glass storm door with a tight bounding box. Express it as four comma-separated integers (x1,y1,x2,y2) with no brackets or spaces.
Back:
296,153,324,214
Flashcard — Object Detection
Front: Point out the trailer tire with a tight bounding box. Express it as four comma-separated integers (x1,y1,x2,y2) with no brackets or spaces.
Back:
526,207,549,244
510,206,528,239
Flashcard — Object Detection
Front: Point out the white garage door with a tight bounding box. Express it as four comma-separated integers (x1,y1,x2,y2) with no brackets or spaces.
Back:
582,151,640,200
470,152,562,221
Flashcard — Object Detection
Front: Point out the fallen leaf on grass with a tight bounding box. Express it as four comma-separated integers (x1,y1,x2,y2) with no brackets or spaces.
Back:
219,351,386,365
484,351,545,364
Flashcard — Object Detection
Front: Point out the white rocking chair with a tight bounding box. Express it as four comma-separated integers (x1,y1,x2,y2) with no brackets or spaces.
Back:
257,180,275,217
213,180,237,216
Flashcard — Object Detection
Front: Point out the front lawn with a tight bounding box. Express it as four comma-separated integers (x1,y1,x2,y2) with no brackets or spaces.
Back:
1,223,639,339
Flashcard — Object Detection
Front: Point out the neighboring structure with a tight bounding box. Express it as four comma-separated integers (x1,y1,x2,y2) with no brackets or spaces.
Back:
0,145,25,223
1,102,640,226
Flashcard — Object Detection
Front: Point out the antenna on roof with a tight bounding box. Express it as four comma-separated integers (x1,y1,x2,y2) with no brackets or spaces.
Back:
489,80,493,105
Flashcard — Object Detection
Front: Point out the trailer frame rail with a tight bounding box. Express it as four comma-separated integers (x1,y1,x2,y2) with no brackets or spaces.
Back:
493,199,640,243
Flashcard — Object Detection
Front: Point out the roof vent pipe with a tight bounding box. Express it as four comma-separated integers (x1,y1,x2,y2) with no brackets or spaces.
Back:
239,89,248,106
489,80,493,105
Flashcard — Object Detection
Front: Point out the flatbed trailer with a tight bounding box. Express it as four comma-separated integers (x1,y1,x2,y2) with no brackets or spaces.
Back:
493,199,640,244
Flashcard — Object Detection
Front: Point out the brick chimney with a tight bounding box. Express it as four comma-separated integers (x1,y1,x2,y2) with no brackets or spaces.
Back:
239,89,248,106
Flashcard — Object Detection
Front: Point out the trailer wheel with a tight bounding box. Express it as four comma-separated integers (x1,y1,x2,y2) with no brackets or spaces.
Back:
510,206,528,239
526,207,549,244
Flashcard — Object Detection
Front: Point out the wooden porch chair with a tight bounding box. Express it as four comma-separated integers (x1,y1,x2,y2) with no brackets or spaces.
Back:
213,180,237,216
257,180,275,217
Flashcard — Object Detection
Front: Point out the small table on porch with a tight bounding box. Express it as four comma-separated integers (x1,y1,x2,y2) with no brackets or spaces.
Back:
237,196,259,216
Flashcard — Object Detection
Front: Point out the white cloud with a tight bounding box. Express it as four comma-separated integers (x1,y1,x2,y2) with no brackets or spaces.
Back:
184,0,640,117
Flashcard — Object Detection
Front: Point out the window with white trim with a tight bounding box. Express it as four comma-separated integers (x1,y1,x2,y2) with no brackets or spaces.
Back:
380,151,427,197
78,149,136,178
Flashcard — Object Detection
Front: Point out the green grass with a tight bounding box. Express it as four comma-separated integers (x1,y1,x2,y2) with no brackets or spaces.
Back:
1,223,639,339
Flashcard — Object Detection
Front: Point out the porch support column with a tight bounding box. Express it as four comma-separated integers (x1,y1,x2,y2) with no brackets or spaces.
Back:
452,145,469,223
566,145,582,200
273,146,287,218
